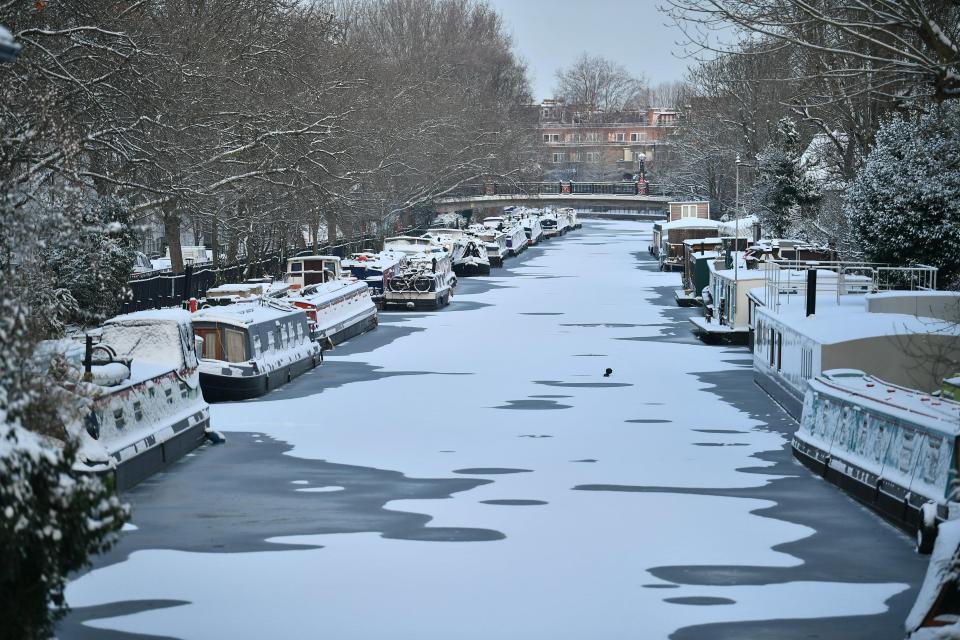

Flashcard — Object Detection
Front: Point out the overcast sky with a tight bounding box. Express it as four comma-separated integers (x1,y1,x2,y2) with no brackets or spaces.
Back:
486,0,693,101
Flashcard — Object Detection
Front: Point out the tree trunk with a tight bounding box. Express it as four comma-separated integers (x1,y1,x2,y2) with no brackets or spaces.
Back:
163,208,184,274
325,211,337,245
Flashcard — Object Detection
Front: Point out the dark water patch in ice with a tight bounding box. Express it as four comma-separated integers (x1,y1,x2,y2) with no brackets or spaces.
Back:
65,433,502,570
323,323,425,357
453,468,533,475
665,597,736,606
447,300,494,312
519,434,554,438
439,450,455,453
572,353,607,357
454,278,512,296
260,361,472,402
693,429,748,434
645,402,665,405
642,583,679,589
519,312,564,316
59,601,187,640
534,380,633,388
626,419,671,424
480,499,548,506
400,527,503,542
690,442,749,447
495,399,572,410
560,322,645,328
571,458,598,463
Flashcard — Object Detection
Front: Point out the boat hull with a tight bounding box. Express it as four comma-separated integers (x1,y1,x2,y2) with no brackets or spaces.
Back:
112,410,210,491
792,436,935,535
199,353,319,402
454,262,491,277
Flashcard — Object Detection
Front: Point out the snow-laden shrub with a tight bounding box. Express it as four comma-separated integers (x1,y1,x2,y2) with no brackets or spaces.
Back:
0,427,128,640
753,117,822,238
846,100,960,288
0,271,128,640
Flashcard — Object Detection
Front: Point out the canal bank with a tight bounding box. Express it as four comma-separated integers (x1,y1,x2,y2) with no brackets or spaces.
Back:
63,220,925,640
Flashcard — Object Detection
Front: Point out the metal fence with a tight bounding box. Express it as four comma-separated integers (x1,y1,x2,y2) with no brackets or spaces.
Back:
121,230,413,313
443,181,669,198
762,260,938,313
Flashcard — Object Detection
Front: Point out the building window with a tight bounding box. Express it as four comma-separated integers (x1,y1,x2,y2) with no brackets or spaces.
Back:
584,132,600,142
630,132,646,142
572,152,582,162
543,133,560,143
552,152,566,163
615,133,626,142
586,152,600,163
681,204,698,218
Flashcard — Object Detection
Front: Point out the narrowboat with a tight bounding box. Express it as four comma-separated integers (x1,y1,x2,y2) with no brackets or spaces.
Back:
38,310,211,490
470,227,507,267
451,237,491,276
652,218,723,271
284,256,378,345
383,264,452,310
341,251,406,299
795,369,960,552
383,235,456,291
484,217,528,256
689,253,768,344
522,215,544,246
192,300,321,402
557,206,580,230
676,236,724,306
539,211,561,238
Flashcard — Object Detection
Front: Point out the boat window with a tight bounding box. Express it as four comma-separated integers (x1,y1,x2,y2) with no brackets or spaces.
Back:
253,334,262,356
267,331,275,351
290,262,303,272
223,328,248,363
899,429,916,474
196,327,221,360
281,324,289,347
921,437,942,486
296,323,304,341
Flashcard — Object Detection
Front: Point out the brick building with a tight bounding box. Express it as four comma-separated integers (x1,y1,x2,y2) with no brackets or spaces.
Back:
537,99,677,181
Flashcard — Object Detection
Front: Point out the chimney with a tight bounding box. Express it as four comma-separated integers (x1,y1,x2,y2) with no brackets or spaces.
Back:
806,269,817,317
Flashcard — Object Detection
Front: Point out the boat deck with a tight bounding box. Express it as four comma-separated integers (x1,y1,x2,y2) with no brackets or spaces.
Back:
689,315,749,343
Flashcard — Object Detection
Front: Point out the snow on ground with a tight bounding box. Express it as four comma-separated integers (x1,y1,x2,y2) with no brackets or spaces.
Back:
66,221,909,639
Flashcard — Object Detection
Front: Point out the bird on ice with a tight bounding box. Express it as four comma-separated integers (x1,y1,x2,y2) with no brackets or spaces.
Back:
603,368,613,377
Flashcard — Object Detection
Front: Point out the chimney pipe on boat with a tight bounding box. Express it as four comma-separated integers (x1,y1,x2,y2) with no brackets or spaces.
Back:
806,269,817,317
83,335,93,381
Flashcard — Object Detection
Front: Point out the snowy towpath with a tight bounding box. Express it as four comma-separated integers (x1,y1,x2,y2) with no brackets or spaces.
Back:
63,221,926,639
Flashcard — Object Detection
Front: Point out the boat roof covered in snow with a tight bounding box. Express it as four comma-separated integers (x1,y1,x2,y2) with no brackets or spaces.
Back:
192,300,304,329
813,369,960,437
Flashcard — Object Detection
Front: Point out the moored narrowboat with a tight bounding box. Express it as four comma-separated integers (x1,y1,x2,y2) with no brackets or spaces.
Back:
192,300,321,402
285,256,378,345
38,310,211,490
795,369,960,552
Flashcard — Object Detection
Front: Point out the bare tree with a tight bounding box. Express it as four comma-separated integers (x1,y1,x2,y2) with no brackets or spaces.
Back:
553,52,647,117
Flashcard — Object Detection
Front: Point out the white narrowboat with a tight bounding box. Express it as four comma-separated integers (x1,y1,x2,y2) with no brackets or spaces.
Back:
522,216,544,246
470,227,507,267
795,369,960,552
689,254,768,344
451,237,491,277
383,264,452,310
192,300,321,402
285,256,378,346
39,310,211,490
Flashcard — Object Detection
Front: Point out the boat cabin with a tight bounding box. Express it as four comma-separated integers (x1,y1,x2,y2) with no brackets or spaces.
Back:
651,218,722,270
286,255,342,290
668,200,710,222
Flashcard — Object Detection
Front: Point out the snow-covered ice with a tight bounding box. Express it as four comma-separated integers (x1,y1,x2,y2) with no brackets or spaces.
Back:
65,221,915,639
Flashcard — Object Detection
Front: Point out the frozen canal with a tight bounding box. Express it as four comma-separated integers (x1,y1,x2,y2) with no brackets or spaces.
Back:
63,221,927,639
